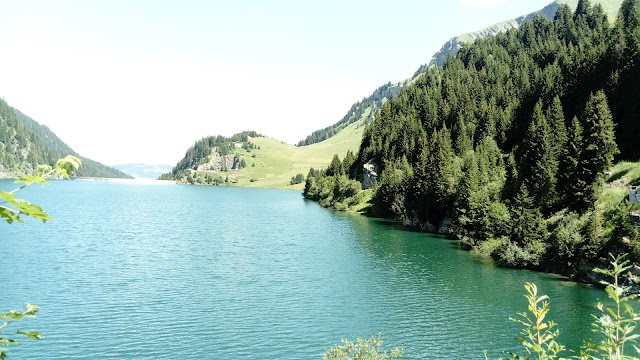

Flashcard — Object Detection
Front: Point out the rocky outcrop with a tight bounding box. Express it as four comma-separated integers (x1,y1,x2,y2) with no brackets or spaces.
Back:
196,151,240,172
362,161,379,189
403,214,452,234
428,2,563,68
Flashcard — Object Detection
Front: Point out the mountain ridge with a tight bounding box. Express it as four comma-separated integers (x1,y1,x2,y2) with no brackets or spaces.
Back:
297,0,624,147
0,98,133,179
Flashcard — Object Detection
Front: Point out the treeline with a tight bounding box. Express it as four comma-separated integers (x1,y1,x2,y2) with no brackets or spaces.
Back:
159,130,261,180
296,83,405,146
0,99,132,178
305,0,640,278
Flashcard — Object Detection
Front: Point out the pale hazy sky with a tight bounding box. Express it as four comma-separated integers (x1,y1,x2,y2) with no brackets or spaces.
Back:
0,0,552,165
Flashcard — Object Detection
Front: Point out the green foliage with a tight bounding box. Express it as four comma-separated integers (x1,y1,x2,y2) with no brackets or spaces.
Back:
303,2,640,279
0,157,76,357
0,155,81,224
498,252,640,360
166,131,262,177
322,334,403,360
290,173,305,185
374,159,410,218
572,91,619,213
581,253,640,359
510,283,565,359
303,156,364,212
0,304,42,359
519,101,557,210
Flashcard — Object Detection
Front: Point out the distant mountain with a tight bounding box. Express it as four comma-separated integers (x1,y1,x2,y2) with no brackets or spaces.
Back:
0,98,133,178
425,0,622,68
113,163,172,179
296,0,624,147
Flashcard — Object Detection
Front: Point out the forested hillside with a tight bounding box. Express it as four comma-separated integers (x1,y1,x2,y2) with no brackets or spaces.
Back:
296,82,406,146
296,0,623,148
305,0,640,280
159,131,261,184
0,99,132,178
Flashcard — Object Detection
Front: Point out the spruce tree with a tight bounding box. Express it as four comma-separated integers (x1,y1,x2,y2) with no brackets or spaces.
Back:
557,116,584,210
546,96,567,161
453,113,472,156
574,0,593,22
574,91,619,212
326,154,344,177
519,101,557,210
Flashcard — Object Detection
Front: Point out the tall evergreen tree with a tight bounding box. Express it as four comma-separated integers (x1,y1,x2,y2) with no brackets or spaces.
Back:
546,96,568,161
453,113,472,156
326,154,344,177
574,0,593,22
519,102,557,209
573,91,619,212
407,126,457,227
557,116,584,209
620,0,640,61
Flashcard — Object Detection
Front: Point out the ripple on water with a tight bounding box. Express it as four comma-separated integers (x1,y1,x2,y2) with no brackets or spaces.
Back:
0,181,604,359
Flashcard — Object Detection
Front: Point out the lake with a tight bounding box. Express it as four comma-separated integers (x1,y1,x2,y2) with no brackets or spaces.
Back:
1,179,606,359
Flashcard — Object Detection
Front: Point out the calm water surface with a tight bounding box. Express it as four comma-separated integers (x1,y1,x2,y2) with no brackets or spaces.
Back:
1,180,605,359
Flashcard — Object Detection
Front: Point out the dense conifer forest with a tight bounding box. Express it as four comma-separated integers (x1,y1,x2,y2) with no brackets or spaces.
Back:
304,0,640,279
0,99,132,179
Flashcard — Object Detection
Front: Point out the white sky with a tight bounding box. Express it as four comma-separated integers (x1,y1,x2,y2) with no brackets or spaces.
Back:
0,0,552,165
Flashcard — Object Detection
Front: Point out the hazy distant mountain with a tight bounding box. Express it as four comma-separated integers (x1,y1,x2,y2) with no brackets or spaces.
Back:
0,98,133,178
297,0,623,147
113,163,173,179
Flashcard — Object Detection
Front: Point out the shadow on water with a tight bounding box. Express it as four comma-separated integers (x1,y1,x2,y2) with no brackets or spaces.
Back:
324,206,611,355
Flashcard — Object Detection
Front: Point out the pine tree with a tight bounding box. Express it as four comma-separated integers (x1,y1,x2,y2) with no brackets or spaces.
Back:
343,150,356,177
406,126,457,227
326,154,344,177
557,116,584,209
620,0,640,63
574,91,619,212
519,101,557,210
453,113,472,156
574,0,593,22
546,96,567,161
505,183,547,267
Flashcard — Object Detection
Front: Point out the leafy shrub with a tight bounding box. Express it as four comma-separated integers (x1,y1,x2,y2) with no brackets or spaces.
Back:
322,334,403,360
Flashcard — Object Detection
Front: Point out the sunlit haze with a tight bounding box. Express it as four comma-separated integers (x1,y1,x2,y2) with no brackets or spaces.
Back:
0,0,552,165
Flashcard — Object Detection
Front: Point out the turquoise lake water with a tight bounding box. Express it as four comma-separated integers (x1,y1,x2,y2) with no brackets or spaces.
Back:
1,179,607,358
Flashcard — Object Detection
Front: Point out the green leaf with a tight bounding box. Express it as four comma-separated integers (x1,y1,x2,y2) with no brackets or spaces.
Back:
14,175,48,186
38,165,53,175
0,191,17,205
16,331,43,340
0,207,21,224
55,155,82,178
10,199,52,222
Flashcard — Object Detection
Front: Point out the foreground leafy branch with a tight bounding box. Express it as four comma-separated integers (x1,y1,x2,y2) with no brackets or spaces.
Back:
580,253,640,360
0,304,42,359
0,155,81,224
0,155,81,358
510,283,565,359
498,252,639,360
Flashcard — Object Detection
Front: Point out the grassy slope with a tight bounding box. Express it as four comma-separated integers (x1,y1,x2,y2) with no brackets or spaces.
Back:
190,120,365,190
599,160,640,209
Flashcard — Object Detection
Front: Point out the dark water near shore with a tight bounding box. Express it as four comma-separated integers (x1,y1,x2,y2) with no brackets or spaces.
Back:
1,180,605,358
